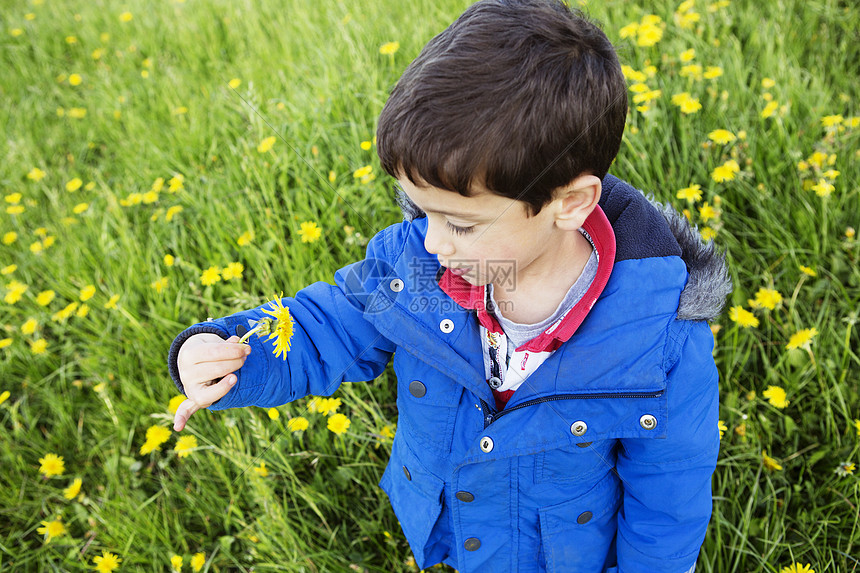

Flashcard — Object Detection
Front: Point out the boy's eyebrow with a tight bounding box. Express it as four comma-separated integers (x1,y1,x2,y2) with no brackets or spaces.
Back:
394,184,477,218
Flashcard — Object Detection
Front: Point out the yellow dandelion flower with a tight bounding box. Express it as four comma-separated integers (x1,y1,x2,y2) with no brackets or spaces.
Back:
3,231,17,245
258,297,294,360
786,328,818,350
237,230,254,246
327,413,351,435
257,136,276,153
698,202,717,221
171,554,183,571
93,550,122,572
221,262,244,281
10,28,24,37
27,167,46,181
68,107,87,119
821,115,843,127
729,306,759,328
104,294,120,309
21,318,38,335
762,386,789,408
37,518,67,542
76,304,89,318
352,165,373,178
0,338,12,350
822,169,840,180
328,170,336,183
318,397,342,416
36,290,56,306
288,416,309,432
853,419,860,438
149,277,168,294
39,453,65,477
254,462,269,477
679,48,695,62
7,204,25,215
780,563,814,573
754,288,782,310
676,184,703,202
119,11,133,22
267,408,280,420
73,202,89,214
191,553,206,572
78,285,96,301
379,41,400,55
51,301,78,322
200,266,221,286
708,129,736,145
174,435,198,458
168,394,185,414
228,78,241,89
360,140,372,150
63,477,83,500
168,174,184,192
68,74,82,86
700,227,717,242
298,221,322,243
1,264,16,275
762,450,783,471
164,254,175,267
799,265,816,277
711,159,740,182
165,205,184,222
0,390,10,404
636,21,663,47
66,177,82,192
140,425,172,455
5,192,22,204
811,179,834,197
619,22,639,39
703,66,723,79
761,100,779,118
718,420,727,440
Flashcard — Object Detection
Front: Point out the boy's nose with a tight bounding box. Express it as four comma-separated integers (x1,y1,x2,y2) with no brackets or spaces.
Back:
424,223,455,257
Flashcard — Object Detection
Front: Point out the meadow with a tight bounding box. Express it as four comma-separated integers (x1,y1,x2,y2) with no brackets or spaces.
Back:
1,0,858,571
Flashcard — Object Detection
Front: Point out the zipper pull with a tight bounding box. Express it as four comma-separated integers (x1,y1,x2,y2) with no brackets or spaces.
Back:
480,399,496,427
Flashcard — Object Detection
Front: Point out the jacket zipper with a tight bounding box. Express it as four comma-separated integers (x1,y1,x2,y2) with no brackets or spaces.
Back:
480,391,664,428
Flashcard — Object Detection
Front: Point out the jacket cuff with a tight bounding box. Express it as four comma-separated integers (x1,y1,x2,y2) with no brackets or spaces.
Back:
167,323,231,395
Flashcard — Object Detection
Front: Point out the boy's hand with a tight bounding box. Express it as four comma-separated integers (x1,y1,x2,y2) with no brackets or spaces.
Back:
173,333,251,431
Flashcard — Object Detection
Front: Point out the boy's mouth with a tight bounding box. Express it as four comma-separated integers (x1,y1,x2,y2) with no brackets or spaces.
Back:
448,266,471,277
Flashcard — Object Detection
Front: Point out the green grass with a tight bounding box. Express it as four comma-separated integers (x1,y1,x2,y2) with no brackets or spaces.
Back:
1,0,858,571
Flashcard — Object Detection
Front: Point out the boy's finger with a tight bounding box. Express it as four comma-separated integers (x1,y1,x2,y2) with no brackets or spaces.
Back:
192,340,251,364
173,399,201,431
195,373,239,405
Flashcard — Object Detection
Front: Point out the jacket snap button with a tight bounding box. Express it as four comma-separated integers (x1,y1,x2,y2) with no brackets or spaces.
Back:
480,436,494,453
577,511,593,524
439,318,455,333
456,491,475,502
408,380,426,398
570,421,588,436
235,324,248,337
464,537,481,551
389,278,404,292
488,376,502,389
402,466,411,481
576,441,593,448
639,414,657,430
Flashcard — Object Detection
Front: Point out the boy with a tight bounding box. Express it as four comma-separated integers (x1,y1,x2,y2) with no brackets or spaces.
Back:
167,1,731,571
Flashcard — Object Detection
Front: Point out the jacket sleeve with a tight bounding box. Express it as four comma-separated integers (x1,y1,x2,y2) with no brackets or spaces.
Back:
166,226,399,410
614,320,719,573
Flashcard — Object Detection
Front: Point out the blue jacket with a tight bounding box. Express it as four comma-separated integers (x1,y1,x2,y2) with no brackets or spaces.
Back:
168,175,730,573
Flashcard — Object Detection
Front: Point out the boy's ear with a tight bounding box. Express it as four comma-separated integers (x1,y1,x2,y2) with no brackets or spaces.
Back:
554,174,602,230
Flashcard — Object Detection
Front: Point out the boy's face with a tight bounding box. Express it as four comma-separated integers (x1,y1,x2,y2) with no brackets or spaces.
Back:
397,177,571,293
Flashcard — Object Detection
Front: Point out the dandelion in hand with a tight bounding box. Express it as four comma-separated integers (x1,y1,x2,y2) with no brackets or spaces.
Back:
239,297,294,360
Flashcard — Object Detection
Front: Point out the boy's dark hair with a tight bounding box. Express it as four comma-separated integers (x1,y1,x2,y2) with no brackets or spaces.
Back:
377,0,628,215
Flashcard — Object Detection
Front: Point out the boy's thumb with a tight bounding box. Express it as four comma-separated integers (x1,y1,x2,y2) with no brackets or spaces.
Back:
173,399,201,431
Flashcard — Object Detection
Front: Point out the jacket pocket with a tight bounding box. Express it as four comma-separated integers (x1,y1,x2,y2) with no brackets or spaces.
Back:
535,440,617,484
379,434,446,569
539,472,621,573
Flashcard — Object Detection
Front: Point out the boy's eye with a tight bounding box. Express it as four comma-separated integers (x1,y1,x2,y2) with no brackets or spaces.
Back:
446,221,475,236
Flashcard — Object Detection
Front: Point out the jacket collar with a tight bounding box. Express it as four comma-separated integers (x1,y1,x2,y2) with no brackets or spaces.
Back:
437,205,616,352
